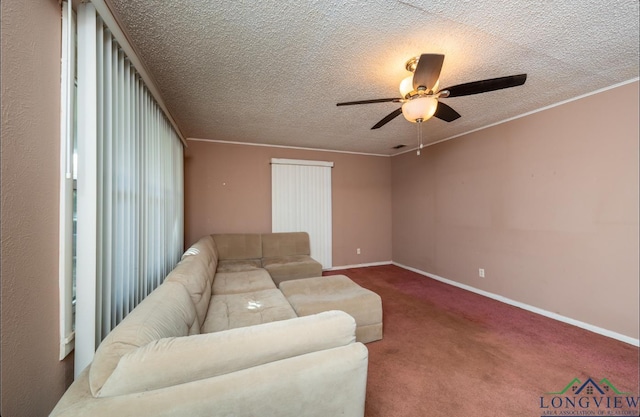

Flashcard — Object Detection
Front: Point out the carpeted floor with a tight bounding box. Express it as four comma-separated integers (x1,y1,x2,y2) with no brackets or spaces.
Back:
325,265,639,417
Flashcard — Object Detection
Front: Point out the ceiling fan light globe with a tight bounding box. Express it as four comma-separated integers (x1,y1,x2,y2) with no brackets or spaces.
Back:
402,97,438,123
399,75,414,98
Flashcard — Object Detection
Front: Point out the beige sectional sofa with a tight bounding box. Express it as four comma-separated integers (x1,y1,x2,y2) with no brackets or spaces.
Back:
50,232,368,417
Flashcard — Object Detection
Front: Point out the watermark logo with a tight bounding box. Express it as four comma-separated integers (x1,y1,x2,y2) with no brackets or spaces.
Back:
540,377,639,416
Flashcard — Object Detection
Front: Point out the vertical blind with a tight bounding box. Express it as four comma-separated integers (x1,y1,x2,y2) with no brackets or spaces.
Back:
271,158,333,269
75,3,184,375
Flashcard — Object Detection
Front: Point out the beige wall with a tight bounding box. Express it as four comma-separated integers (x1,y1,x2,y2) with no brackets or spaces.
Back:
184,141,393,267
392,81,639,339
1,1,74,416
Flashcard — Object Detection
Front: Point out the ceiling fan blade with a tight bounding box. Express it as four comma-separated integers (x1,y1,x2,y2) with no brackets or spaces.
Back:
441,74,527,97
413,54,445,92
371,107,403,129
433,101,461,122
337,98,401,106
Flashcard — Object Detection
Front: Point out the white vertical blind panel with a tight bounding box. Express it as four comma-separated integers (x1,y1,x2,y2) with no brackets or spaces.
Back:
107,34,118,330
271,160,332,269
115,46,124,323
95,20,105,344
101,26,113,337
134,77,143,304
75,2,99,377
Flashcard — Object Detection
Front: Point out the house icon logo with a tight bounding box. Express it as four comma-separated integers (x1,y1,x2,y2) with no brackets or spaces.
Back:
540,377,639,416
546,377,631,396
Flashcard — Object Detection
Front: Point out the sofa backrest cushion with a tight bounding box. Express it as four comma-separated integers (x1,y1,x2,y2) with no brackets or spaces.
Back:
181,234,218,265
261,232,311,258
168,235,218,324
212,234,262,260
89,281,199,397
95,310,357,397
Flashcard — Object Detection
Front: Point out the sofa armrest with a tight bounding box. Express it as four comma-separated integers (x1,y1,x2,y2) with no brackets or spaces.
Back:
51,342,368,417
97,310,356,396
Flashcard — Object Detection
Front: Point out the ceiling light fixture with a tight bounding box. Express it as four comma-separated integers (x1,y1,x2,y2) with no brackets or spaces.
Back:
399,56,439,124
401,96,438,123
399,57,439,155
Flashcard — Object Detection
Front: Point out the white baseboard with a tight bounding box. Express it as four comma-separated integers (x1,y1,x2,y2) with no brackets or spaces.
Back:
327,261,393,271
393,262,640,347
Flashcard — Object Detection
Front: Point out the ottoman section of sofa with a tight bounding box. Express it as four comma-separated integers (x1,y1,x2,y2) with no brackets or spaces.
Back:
279,275,383,343
202,289,297,333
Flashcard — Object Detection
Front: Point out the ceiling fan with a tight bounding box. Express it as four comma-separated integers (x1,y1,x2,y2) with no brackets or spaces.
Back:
336,54,527,130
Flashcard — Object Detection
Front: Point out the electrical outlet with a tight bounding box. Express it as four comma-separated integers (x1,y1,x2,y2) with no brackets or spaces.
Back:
356,248,361,255
479,268,485,278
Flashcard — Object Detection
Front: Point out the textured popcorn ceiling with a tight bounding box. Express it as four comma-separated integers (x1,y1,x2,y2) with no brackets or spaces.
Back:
107,0,639,155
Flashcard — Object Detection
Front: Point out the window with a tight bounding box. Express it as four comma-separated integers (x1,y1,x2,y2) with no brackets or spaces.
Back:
60,1,185,375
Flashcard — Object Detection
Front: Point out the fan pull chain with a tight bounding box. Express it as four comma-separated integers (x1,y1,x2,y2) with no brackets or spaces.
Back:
417,121,423,155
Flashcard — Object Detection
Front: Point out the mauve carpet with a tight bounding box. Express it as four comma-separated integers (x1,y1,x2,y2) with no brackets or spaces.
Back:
324,265,639,417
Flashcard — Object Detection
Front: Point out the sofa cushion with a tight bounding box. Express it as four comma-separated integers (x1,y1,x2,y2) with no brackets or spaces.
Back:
181,234,218,265
261,232,311,258
262,255,323,285
202,289,297,333
217,258,263,273
213,234,262,260
89,281,199,397
166,237,218,324
213,269,276,295
94,311,357,397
